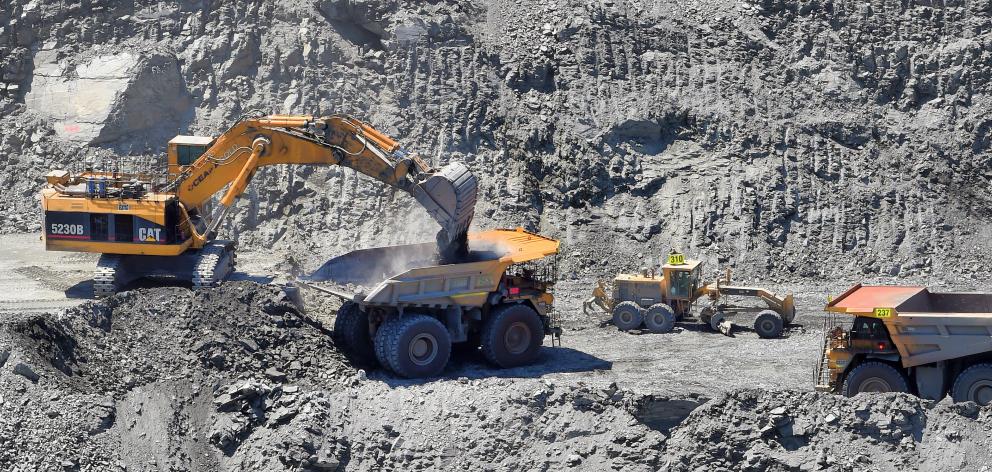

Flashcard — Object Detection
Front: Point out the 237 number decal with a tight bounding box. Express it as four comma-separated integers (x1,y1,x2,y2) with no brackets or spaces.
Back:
50,224,84,235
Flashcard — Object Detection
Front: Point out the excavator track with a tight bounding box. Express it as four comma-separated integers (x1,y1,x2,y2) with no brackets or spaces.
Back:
93,254,121,299
192,244,235,290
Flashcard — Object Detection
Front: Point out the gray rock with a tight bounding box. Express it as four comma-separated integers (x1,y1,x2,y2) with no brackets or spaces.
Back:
13,363,39,383
265,367,287,382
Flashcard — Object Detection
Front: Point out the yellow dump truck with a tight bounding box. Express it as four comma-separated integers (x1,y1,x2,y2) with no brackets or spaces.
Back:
301,228,560,378
817,284,992,405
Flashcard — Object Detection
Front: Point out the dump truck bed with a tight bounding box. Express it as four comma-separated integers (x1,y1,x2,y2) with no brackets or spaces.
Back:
303,228,559,308
826,284,992,367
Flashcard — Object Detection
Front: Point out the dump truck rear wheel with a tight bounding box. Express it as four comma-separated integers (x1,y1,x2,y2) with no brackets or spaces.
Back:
333,302,377,368
951,364,992,406
612,302,644,331
843,361,909,396
382,314,451,378
644,304,676,334
481,304,544,368
753,310,784,339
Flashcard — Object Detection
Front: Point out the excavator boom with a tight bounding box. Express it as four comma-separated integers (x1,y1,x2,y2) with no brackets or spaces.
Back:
173,115,477,254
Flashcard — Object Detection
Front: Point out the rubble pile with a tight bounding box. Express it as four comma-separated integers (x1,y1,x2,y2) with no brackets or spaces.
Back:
0,284,671,471
664,389,992,471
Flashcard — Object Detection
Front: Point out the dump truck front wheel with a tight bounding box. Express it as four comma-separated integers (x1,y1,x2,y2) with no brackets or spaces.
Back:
333,302,377,368
644,304,676,334
843,361,909,396
612,302,644,331
381,314,451,378
753,310,784,339
951,364,992,406
481,304,544,368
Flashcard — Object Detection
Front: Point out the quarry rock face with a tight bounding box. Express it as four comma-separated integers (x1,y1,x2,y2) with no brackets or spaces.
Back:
25,49,190,149
1,0,990,281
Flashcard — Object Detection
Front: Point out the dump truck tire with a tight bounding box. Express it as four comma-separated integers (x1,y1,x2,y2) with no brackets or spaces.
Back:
951,364,992,406
612,302,644,331
333,302,377,367
382,314,451,378
753,310,784,339
373,317,398,371
644,304,676,334
843,361,909,396
481,304,544,368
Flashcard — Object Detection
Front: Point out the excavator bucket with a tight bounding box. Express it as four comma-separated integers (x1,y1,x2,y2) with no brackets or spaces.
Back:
412,161,478,259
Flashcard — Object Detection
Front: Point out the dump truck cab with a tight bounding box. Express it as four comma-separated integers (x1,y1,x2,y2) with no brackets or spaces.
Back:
817,284,992,405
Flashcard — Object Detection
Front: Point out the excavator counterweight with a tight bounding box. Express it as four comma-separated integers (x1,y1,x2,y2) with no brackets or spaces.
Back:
40,114,478,297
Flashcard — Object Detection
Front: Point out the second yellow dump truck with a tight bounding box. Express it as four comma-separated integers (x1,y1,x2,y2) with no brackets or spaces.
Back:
817,284,992,405
301,228,560,378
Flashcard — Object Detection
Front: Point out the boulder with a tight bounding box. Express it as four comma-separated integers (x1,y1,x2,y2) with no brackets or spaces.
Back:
25,47,191,149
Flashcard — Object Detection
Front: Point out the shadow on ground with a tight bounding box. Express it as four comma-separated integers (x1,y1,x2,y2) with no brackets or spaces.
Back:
373,345,613,388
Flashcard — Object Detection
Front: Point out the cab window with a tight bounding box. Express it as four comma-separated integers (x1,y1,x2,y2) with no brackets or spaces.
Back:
852,317,888,340
670,270,691,298
177,145,207,166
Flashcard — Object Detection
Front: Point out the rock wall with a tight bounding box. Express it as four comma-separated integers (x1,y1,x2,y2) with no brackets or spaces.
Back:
2,0,991,281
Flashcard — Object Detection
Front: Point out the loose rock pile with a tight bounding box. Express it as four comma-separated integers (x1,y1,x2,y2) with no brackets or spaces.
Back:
665,389,992,471
2,285,992,470
0,284,668,471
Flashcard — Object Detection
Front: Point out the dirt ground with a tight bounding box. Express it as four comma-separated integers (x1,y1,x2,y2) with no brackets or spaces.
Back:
0,232,828,399
6,233,992,471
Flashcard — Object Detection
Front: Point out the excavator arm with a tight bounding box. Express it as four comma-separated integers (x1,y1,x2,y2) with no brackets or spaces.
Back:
173,114,477,258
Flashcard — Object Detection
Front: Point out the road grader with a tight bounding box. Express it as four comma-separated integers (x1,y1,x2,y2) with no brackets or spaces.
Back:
584,252,797,338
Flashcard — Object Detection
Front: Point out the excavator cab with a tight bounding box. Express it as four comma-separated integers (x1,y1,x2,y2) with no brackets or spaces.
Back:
167,135,215,177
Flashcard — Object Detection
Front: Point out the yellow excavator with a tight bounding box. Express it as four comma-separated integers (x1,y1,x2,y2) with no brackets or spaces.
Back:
40,114,478,297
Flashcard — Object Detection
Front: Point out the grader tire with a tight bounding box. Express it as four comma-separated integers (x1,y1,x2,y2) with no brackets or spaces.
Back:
951,364,992,406
333,302,377,368
612,302,644,331
644,304,676,334
753,310,784,339
843,361,909,396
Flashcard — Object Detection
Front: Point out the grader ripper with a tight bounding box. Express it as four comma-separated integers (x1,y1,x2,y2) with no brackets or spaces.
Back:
584,252,797,338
